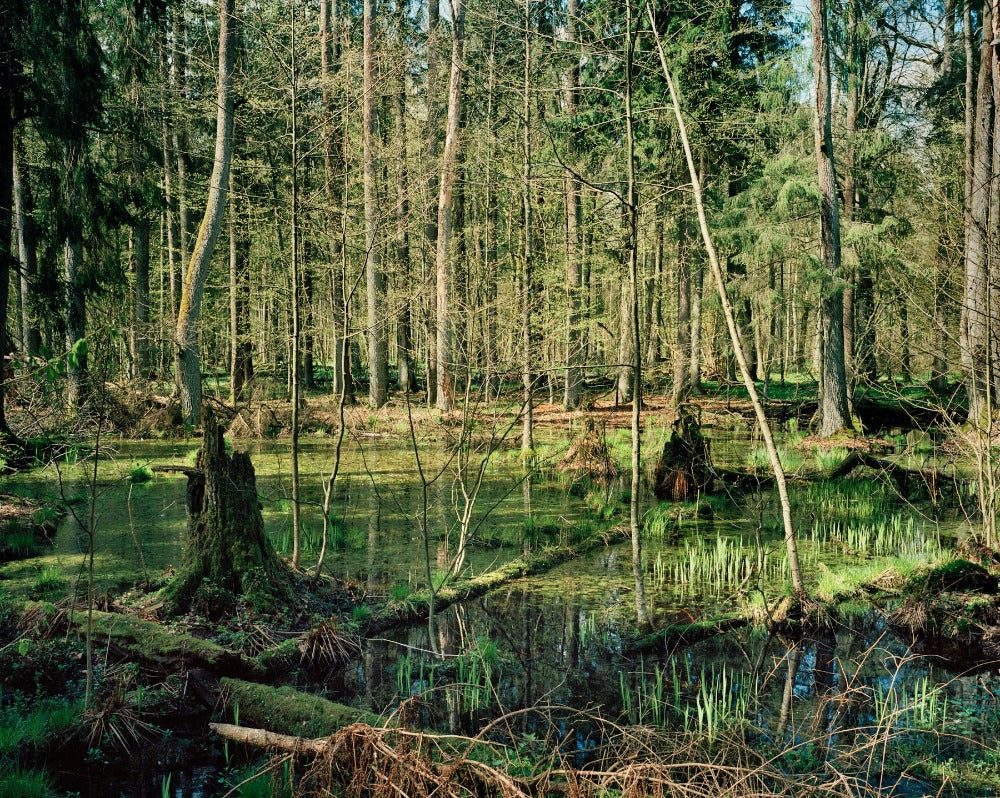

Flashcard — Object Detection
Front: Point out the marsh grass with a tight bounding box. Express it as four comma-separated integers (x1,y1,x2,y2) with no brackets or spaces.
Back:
653,534,785,597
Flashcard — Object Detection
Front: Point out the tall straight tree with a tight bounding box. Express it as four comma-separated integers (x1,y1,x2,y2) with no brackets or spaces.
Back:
624,0,648,627
434,0,465,412
562,0,584,410
963,0,995,424
521,0,534,450
363,0,388,408
320,0,352,402
811,0,852,436
175,0,236,426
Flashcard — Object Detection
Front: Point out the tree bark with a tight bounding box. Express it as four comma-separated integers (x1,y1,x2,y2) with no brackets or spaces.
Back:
0,16,15,434
321,0,352,403
424,0,441,407
521,0,534,450
174,0,237,427
363,0,388,409
624,3,649,628
434,0,464,412
562,0,584,410
964,0,995,424
394,38,415,394
229,172,253,402
12,132,40,359
812,0,852,436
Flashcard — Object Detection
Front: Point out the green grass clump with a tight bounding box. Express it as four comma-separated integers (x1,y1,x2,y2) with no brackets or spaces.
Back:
0,698,80,755
128,464,154,484
29,567,66,599
812,447,850,471
0,769,53,798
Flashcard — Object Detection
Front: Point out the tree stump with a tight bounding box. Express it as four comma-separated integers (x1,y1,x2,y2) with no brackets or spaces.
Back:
166,409,289,615
653,407,714,501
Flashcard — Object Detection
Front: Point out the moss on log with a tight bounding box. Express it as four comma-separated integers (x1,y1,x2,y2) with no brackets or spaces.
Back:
64,608,257,674
219,678,380,738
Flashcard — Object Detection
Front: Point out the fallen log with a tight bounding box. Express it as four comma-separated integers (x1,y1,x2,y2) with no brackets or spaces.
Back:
824,449,962,499
219,677,380,738
209,721,329,755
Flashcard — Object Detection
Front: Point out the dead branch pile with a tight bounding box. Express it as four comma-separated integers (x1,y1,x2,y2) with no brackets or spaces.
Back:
212,713,908,798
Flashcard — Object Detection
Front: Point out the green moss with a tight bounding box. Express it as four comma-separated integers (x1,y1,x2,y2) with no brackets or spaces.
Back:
922,559,998,594
219,678,380,738
69,610,242,671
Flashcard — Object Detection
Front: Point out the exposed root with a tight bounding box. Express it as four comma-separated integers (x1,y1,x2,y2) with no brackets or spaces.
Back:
299,620,361,677
557,417,619,483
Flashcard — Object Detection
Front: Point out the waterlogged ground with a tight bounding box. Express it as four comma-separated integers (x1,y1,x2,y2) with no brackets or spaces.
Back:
2,424,998,794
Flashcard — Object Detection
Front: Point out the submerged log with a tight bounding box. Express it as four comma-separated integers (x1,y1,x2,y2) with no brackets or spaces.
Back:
823,449,962,499
653,406,714,500
165,408,290,614
363,524,631,636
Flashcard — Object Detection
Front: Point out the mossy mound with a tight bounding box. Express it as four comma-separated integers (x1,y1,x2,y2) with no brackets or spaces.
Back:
919,559,998,595
893,560,1000,649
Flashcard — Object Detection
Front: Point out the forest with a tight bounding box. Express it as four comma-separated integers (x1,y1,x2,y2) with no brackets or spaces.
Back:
2,0,1000,795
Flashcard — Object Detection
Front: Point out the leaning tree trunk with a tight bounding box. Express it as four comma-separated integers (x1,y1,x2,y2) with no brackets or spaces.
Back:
174,0,236,427
167,410,289,613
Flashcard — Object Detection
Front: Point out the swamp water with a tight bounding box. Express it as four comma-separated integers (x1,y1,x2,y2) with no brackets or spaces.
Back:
1,430,997,795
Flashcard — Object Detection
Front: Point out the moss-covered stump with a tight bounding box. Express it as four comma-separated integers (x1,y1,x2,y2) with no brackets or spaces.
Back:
165,409,290,615
892,560,1000,647
653,407,714,501
219,678,380,738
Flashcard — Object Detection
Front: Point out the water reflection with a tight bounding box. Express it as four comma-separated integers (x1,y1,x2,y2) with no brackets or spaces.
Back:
344,585,1000,769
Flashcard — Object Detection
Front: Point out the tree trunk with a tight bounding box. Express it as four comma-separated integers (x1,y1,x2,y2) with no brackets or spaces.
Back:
688,257,703,393
394,40,415,394
673,204,691,399
0,25,14,434
521,0,534,450
424,0,441,407
12,133,40,359
321,0,352,403
229,172,253,402
160,35,180,328
175,0,236,427
434,0,464,412
363,0,388,409
562,0,584,410
649,8,803,596
167,409,289,614
964,0,995,424
624,3,649,629
812,0,852,436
